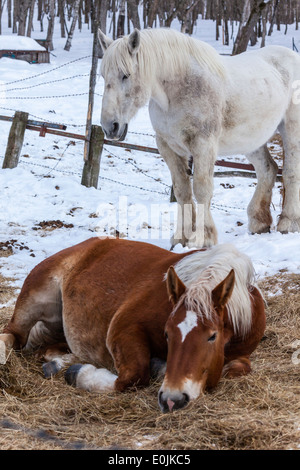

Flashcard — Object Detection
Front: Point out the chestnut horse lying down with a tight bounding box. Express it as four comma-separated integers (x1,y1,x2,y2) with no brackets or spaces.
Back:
0,238,265,412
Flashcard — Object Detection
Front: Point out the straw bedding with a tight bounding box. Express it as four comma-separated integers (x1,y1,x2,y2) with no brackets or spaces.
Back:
0,270,299,450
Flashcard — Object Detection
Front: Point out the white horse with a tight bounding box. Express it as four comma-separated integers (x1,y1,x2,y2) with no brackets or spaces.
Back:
98,27,300,248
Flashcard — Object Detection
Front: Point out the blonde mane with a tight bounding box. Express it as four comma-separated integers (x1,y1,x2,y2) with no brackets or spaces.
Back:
172,244,257,337
100,28,226,82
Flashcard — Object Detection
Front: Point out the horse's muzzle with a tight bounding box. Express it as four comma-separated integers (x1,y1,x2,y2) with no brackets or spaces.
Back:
104,122,128,141
158,390,190,413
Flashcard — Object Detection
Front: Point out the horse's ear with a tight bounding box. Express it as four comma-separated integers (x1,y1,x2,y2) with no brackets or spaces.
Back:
128,28,140,55
166,266,186,305
212,269,235,310
98,29,113,52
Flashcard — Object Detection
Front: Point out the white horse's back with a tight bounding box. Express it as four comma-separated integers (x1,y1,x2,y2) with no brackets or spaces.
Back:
219,45,300,155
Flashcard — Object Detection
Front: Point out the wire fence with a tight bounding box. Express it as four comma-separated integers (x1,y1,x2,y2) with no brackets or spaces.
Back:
0,149,247,214
0,54,157,136
0,54,276,215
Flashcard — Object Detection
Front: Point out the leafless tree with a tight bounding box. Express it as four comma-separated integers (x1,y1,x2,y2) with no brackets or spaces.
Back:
1,0,300,53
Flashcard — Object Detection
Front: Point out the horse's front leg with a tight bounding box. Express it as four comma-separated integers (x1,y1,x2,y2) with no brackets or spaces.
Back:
192,140,218,247
156,135,197,248
65,324,152,393
222,356,251,378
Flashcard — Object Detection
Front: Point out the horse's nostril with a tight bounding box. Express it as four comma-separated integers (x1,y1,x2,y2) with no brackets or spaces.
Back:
182,393,189,406
158,390,190,412
112,122,119,135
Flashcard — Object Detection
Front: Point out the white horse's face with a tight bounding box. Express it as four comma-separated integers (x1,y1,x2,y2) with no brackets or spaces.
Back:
99,29,149,141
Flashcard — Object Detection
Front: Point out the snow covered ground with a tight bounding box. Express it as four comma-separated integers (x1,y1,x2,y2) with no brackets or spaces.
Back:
0,16,299,295
0,35,46,51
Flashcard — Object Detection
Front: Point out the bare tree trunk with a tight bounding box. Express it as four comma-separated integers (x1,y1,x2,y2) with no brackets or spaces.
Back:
7,0,12,28
64,0,80,51
268,0,280,35
84,0,89,25
46,0,55,51
0,0,3,35
180,0,201,34
117,0,125,37
221,0,229,45
26,0,35,36
18,0,30,35
98,0,108,33
78,0,82,31
261,2,269,47
232,1,268,55
58,0,66,37
127,0,140,29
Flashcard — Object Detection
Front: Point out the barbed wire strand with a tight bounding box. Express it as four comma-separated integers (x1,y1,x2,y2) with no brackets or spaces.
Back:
0,155,169,196
0,154,248,210
3,92,103,99
103,147,170,188
0,106,86,127
5,74,90,93
0,55,92,87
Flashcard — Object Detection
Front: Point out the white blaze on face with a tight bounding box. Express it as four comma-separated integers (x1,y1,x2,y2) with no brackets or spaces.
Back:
183,377,203,400
177,310,198,342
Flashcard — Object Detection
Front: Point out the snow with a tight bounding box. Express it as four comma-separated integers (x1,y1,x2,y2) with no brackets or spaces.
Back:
0,17,299,296
0,35,46,51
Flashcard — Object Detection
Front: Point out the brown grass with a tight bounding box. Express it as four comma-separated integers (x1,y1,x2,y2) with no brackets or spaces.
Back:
0,271,299,450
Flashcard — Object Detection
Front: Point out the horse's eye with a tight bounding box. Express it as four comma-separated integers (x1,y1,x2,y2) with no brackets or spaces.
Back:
165,332,168,341
208,332,217,342
122,74,130,81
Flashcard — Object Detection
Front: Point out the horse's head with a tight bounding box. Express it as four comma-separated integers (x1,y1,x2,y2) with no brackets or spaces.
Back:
159,266,235,412
98,29,149,141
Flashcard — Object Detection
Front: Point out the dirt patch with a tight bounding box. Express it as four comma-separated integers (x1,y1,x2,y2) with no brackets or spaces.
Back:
0,272,299,450
0,240,32,258
32,220,74,231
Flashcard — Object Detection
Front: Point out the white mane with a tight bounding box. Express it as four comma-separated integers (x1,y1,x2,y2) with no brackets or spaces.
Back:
100,28,226,82
172,244,257,337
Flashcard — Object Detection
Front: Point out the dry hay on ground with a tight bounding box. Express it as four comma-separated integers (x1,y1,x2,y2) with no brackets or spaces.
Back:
0,271,299,451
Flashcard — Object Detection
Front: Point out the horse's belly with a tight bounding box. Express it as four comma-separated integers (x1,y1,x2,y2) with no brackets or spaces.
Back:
218,125,278,156
219,101,287,156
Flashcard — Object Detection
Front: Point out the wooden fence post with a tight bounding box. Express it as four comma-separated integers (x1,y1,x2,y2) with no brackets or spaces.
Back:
84,20,100,162
2,111,28,169
81,125,104,188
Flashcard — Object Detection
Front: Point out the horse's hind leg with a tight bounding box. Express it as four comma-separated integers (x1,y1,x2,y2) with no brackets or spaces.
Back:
277,110,300,233
38,343,77,378
246,145,278,234
0,275,63,363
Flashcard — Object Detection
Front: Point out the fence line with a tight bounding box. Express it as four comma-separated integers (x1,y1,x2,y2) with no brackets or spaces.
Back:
0,111,283,202
0,106,86,128
0,153,248,213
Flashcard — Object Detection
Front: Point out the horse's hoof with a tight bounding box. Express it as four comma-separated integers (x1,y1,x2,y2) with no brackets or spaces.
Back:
0,340,8,365
277,216,300,234
42,360,61,378
248,217,271,235
65,363,83,386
